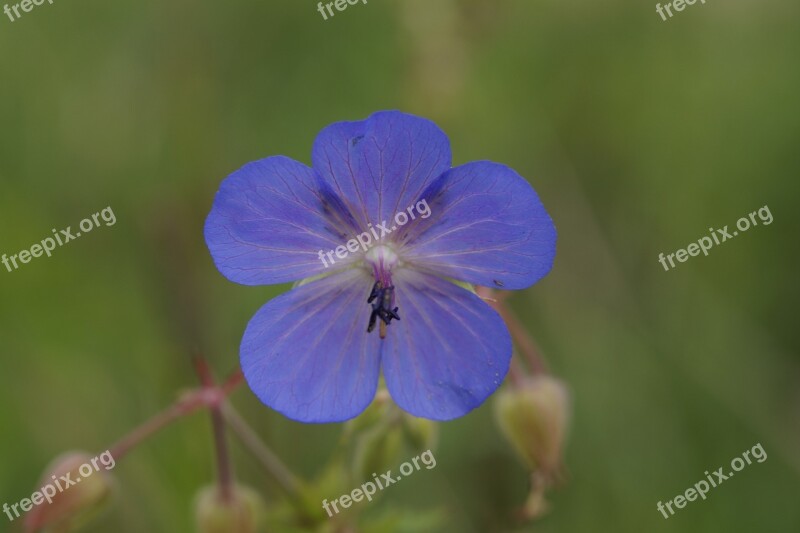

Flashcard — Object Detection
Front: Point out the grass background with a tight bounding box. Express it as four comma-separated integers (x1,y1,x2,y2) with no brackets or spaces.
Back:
0,0,798,531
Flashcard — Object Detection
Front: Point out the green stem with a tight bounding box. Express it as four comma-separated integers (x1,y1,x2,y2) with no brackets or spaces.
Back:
220,403,303,498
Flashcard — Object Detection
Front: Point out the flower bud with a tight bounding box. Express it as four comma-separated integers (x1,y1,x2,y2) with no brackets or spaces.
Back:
194,484,265,533
23,451,115,533
494,375,570,477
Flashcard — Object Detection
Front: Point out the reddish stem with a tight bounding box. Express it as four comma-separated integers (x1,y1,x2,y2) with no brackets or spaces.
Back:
221,369,245,394
495,302,548,375
195,358,234,502
107,368,244,463
508,355,526,387
478,286,548,376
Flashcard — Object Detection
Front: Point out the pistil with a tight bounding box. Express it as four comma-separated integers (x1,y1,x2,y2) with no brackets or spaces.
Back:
364,246,401,339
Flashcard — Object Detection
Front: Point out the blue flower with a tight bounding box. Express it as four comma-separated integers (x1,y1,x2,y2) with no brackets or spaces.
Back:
205,111,556,423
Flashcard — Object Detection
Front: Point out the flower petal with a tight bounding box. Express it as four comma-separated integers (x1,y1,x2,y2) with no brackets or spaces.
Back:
205,156,353,285
311,111,452,230
381,270,511,420
240,268,382,423
403,161,556,290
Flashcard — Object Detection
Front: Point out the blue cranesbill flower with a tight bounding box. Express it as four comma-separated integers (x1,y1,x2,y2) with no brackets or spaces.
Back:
205,111,556,423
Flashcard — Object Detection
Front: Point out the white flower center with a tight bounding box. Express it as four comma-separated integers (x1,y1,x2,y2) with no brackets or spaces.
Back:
364,244,399,270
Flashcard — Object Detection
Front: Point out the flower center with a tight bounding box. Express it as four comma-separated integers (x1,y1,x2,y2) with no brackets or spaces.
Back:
364,245,400,339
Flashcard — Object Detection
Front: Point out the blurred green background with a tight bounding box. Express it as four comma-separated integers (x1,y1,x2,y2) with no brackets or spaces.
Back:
1,0,798,531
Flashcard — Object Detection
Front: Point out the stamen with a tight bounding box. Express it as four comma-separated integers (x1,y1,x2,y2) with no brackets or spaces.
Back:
366,281,400,338
364,245,401,338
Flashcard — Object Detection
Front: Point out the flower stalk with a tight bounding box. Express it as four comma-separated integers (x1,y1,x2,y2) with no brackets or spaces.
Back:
107,369,244,462
478,287,548,377
220,403,303,498
195,358,235,503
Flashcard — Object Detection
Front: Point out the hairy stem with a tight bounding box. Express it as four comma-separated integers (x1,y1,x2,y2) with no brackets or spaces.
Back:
478,286,548,376
107,369,244,462
495,300,548,376
220,403,303,498
508,355,526,386
195,358,234,502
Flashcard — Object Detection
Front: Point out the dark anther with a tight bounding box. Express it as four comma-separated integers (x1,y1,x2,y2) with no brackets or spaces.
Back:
367,283,380,304
366,281,400,336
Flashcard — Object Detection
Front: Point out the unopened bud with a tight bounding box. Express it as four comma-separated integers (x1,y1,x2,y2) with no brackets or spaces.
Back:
23,451,115,533
194,484,264,533
494,375,570,477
